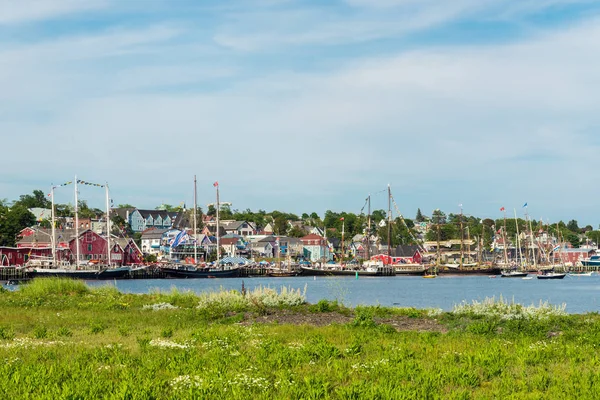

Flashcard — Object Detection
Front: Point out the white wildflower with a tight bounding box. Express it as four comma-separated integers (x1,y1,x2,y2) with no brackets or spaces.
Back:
143,302,179,311
149,339,189,349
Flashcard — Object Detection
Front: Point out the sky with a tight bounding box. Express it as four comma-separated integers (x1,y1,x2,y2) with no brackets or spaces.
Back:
1,0,600,226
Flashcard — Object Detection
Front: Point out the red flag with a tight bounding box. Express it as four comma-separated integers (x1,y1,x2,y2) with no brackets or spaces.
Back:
500,207,505,211
213,181,219,187
340,217,344,221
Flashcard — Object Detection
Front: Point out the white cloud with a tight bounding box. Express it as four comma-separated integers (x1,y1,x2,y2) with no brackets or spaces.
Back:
2,2,600,220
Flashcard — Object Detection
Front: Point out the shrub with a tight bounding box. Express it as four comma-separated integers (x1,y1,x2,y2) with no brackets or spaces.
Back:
33,326,48,339
452,296,567,320
0,325,15,340
56,327,73,337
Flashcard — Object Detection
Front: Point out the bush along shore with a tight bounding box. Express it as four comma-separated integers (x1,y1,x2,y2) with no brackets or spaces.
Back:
1,279,599,399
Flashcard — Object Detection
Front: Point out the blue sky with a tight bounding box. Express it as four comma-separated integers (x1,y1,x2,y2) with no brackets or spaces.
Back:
2,0,600,225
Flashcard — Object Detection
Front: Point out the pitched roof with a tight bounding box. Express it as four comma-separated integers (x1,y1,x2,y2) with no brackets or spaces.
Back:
223,221,255,231
220,237,240,245
136,209,179,220
17,228,77,244
394,245,421,257
301,233,324,241
140,228,170,239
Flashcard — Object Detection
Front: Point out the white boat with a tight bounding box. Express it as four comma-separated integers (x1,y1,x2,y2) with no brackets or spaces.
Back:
569,271,593,277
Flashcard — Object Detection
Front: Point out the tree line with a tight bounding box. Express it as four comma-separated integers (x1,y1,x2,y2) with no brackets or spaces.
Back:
1,190,598,249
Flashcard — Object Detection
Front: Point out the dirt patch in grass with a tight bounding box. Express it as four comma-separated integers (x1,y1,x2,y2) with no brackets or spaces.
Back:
241,310,447,332
242,310,353,326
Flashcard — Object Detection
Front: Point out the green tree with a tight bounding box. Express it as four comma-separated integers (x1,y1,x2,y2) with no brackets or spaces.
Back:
0,205,36,246
15,190,50,209
431,209,446,225
567,219,579,233
586,230,600,245
273,215,288,235
288,225,306,238
415,208,424,223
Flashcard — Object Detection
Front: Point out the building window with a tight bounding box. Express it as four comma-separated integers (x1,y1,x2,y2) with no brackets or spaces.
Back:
88,244,92,252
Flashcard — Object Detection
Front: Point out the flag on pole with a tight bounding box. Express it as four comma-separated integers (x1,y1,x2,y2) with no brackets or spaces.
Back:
552,244,560,252
340,217,344,221
213,181,219,187
500,207,505,212
523,202,528,208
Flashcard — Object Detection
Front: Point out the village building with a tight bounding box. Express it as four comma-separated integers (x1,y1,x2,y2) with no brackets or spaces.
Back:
300,234,332,262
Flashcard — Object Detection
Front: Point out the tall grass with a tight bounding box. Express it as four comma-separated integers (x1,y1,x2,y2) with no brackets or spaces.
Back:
2,278,599,398
19,278,90,297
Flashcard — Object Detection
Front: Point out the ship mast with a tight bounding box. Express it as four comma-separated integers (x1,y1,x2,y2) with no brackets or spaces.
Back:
341,217,345,265
366,194,371,261
502,209,509,266
105,183,111,266
74,176,80,266
193,175,197,264
514,208,523,267
459,204,464,268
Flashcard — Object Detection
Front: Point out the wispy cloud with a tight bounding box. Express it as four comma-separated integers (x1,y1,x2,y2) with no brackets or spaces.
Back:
0,0,109,25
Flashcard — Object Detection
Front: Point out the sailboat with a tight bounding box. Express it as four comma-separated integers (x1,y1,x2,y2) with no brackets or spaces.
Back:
500,209,528,277
27,177,130,279
437,205,500,276
160,178,240,278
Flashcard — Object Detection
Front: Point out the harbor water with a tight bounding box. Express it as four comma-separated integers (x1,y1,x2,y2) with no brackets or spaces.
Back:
73,274,600,314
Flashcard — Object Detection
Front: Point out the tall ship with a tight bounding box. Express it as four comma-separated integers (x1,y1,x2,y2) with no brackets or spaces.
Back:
24,177,132,279
159,177,240,278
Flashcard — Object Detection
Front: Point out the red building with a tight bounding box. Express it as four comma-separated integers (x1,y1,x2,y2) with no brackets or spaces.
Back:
69,230,142,265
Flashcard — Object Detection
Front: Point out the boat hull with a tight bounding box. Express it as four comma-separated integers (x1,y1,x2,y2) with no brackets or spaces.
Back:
161,266,240,278
300,266,379,276
393,265,428,276
537,273,567,280
500,271,529,278
438,266,501,276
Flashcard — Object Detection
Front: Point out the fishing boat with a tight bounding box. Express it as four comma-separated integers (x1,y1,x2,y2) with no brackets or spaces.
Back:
580,255,600,267
536,270,567,280
300,261,380,276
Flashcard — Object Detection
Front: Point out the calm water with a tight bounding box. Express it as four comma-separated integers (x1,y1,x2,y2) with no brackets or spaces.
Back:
74,274,600,314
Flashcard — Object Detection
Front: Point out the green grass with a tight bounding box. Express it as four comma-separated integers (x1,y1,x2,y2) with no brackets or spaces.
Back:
1,278,600,398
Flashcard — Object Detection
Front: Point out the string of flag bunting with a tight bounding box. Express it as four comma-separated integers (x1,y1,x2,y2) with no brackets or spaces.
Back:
52,181,73,189
77,179,106,187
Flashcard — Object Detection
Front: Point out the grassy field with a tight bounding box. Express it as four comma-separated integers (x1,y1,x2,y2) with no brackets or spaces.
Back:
1,279,600,399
